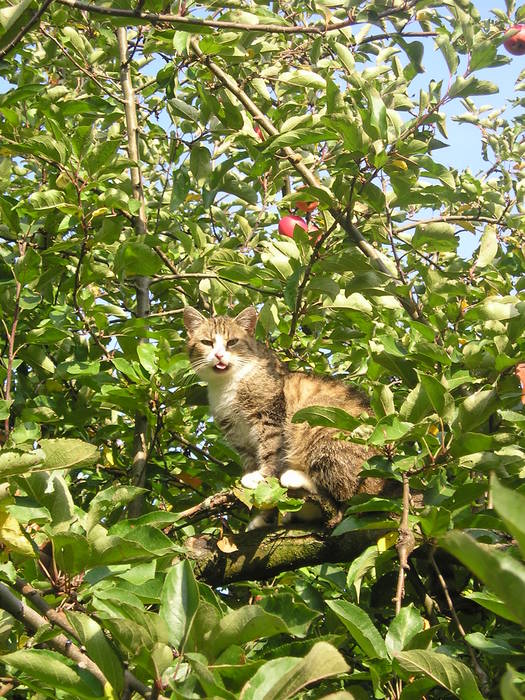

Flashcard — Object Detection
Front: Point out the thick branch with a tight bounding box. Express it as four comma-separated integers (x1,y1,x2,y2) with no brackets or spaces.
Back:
186,526,392,586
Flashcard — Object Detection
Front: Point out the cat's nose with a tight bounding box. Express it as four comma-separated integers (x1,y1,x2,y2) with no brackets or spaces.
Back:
215,351,225,360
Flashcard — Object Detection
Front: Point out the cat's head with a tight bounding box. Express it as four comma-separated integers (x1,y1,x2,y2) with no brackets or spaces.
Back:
183,306,258,382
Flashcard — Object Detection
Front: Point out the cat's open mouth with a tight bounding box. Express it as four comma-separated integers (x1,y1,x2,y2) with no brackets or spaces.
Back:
213,362,229,372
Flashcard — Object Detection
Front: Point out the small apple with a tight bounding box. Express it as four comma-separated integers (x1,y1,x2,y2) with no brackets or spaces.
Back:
278,215,308,238
296,199,319,213
254,125,264,140
503,23,525,55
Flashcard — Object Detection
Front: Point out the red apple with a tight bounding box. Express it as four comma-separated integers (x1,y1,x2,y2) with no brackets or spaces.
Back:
296,199,319,213
278,215,308,238
503,23,525,55
254,125,263,140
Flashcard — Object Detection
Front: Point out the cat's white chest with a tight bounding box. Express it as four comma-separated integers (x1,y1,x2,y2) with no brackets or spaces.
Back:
207,362,258,452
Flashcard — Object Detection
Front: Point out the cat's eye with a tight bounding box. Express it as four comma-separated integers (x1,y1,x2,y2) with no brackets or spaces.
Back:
227,338,239,348
200,339,213,346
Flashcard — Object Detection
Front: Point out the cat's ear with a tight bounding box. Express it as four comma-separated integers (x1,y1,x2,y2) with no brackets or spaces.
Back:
234,306,257,335
183,307,206,334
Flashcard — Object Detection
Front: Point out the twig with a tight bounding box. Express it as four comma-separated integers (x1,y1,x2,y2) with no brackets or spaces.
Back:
152,272,279,296
0,0,54,61
393,473,414,615
168,431,226,468
394,214,501,236
289,224,336,338
430,550,490,695
41,27,126,105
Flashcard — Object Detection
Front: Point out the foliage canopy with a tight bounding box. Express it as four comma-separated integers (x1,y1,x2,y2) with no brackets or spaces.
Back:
0,0,524,698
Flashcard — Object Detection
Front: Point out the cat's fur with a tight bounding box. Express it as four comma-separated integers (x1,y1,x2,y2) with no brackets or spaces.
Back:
183,306,383,523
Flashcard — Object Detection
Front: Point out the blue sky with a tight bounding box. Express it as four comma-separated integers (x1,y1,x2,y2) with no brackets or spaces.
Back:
413,0,523,173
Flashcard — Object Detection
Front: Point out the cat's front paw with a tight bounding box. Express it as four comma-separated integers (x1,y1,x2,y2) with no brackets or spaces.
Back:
241,470,266,489
280,469,317,493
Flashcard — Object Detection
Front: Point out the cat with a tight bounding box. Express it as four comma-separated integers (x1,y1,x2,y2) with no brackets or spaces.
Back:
183,305,383,527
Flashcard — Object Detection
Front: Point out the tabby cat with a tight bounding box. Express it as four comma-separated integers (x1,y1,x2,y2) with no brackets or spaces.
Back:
183,306,381,526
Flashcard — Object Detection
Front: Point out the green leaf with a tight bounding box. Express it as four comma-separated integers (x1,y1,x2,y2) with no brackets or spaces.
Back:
326,599,388,659
0,448,45,478
86,485,146,533
449,76,498,98
453,389,498,433
463,590,521,624
169,97,200,122
40,439,98,471
385,606,424,656
239,642,348,700
291,406,360,431
500,667,525,700
464,296,520,322
52,532,92,575
0,0,32,32
114,241,162,278
190,145,212,186
476,226,499,267
159,560,200,651
435,35,459,73
394,649,483,699
207,605,288,659
14,247,41,285
369,416,413,446
65,611,124,696
365,88,387,139
1,649,104,699
277,70,326,90
491,476,525,558
258,594,320,637
413,223,457,252
440,530,525,627
137,343,157,375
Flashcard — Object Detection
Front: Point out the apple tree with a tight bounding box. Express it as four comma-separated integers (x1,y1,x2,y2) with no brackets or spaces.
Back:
0,0,524,697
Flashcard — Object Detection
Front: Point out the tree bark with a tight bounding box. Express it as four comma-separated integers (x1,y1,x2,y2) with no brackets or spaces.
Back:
186,526,392,586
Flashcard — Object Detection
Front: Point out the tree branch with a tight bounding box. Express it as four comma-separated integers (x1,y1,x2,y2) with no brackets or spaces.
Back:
54,0,429,37
186,526,393,586
117,27,150,518
394,473,414,615
54,0,351,35
430,550,490,695
0,0,54,61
